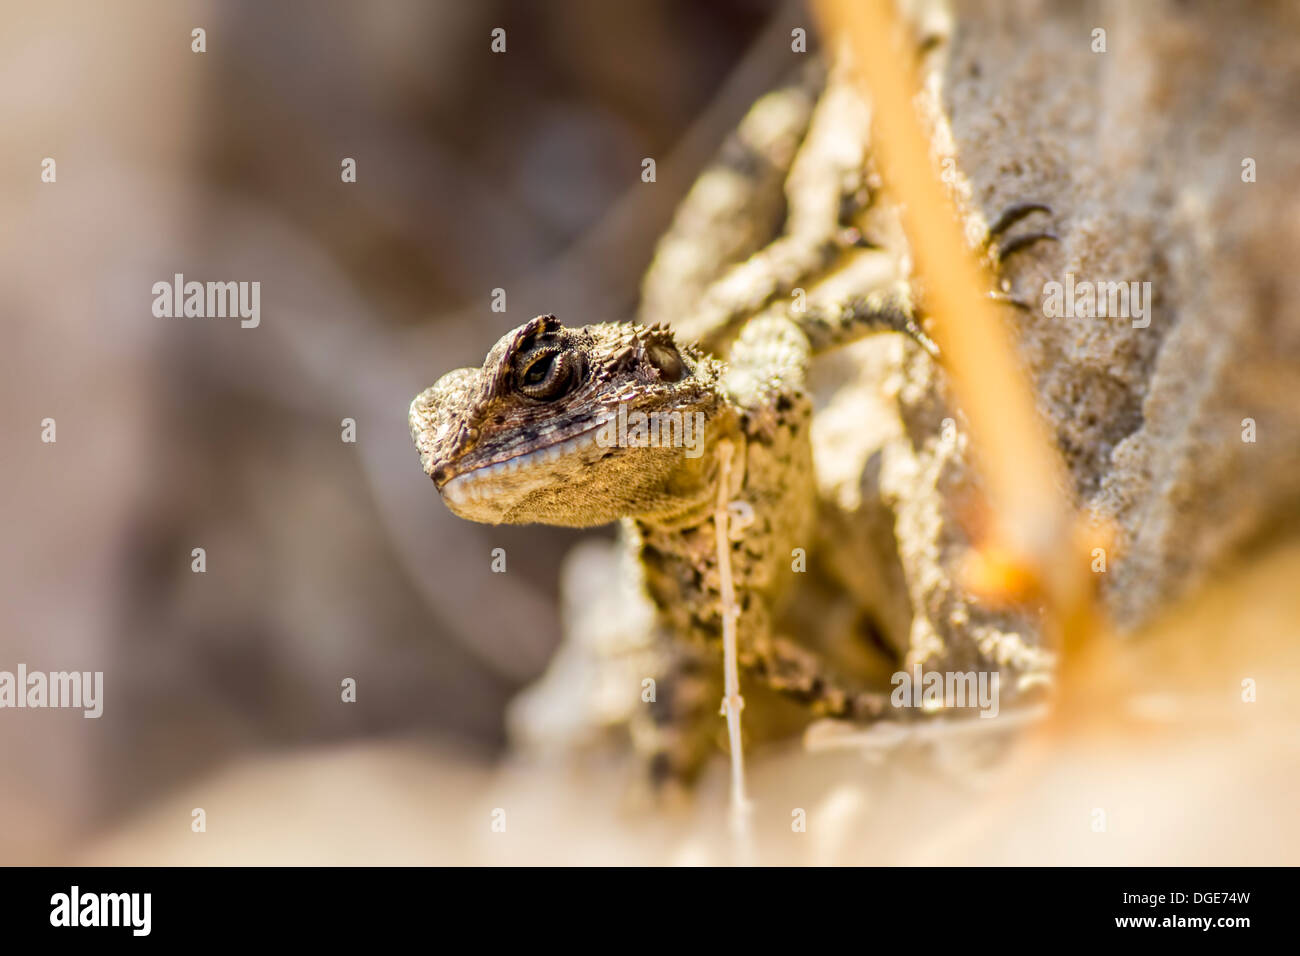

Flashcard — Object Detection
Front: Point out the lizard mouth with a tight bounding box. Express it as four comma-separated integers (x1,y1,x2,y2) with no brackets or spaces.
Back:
439,418,614,507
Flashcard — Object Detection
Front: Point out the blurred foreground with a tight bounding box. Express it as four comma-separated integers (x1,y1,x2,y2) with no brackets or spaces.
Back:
84,542,1300,865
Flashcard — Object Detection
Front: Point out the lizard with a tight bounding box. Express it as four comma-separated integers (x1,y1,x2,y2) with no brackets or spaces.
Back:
408,58,1056,790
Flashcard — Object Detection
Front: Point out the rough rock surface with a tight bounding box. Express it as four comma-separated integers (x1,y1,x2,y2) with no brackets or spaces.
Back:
933,0,1300,627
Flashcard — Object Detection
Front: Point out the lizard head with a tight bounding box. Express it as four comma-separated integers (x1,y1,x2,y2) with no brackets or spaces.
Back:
409,314,729,527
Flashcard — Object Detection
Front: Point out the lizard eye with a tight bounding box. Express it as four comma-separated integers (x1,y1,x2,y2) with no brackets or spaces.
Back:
517,349,585,401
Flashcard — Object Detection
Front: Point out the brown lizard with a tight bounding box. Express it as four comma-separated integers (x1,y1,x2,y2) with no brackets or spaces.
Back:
409,63,1053,789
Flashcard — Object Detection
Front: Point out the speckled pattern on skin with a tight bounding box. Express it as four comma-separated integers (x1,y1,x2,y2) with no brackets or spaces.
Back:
409,61,1050,787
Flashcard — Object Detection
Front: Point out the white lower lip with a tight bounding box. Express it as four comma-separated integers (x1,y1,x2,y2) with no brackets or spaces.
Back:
441,421,609,506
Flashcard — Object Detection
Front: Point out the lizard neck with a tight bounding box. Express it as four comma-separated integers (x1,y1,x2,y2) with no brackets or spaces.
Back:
631,401,743,531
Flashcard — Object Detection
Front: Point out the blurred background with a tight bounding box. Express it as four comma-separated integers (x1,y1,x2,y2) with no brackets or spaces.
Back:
0,0,803,862
2,0,1298,865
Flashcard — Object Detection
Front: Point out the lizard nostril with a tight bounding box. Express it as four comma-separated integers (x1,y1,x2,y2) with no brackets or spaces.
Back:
432,467,447,483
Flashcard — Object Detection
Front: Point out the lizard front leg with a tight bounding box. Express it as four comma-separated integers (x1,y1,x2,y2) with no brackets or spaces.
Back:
740,620,896,722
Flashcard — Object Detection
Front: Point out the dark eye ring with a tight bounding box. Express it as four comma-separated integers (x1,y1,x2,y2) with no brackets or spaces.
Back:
517,349,584,400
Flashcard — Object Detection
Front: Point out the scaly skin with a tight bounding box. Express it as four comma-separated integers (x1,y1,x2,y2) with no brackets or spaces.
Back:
410,300,931,785
409,61,1048,787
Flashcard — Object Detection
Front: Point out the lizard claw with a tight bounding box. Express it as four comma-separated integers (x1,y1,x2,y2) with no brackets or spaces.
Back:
986,289,1037,312
984,202,1058,263
997,230,1059,262
986,201,1053,240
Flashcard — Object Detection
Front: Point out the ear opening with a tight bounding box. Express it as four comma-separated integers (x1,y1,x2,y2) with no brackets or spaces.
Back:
635,323,687,382
645,342,685,381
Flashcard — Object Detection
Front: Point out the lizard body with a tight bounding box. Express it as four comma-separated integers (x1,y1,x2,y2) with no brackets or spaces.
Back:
410,62,1051,787
410,292,930,783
